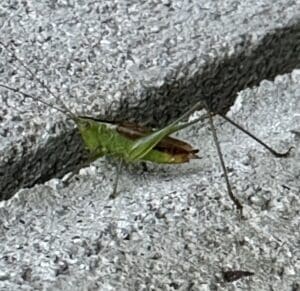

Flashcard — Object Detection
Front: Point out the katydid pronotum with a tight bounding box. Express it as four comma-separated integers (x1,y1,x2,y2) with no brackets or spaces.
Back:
0,42,293,213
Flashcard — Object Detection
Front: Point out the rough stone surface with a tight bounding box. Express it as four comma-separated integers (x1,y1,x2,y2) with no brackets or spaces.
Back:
0,68,299,290
0,0,300,290
0,0,300,199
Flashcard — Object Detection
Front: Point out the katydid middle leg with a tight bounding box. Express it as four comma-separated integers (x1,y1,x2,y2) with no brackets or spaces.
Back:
109,159,123,199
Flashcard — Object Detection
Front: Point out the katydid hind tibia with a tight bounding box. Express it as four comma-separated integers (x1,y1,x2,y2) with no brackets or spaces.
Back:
0,42,293,212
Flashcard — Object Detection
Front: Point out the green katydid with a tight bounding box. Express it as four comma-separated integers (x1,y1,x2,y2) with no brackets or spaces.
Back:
0,41,293,213
0,83,207,197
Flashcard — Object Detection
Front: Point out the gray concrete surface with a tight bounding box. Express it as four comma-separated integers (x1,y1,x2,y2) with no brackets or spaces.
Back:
0,69,299,290
0,0,299,290
0,0,300,200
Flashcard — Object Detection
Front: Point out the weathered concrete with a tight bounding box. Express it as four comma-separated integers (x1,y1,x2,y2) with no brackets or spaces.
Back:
0,0,299,290
0,69,299,290
0,0,299,199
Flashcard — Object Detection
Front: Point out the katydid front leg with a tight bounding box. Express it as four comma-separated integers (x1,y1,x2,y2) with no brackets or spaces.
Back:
109,159,123,199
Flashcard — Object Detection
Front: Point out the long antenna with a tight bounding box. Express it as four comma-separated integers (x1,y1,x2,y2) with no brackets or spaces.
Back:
0,83,72,118
0,41,75,118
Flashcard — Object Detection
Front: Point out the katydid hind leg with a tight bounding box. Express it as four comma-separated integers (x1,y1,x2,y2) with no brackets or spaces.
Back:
207,109,243,213
128,100,206,162
220,114,293,157
109,159,123,199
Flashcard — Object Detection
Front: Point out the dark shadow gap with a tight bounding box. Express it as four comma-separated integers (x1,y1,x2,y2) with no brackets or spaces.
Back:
1,22,299,200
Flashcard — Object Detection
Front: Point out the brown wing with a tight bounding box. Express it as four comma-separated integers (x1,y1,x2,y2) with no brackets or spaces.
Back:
116,122,200,159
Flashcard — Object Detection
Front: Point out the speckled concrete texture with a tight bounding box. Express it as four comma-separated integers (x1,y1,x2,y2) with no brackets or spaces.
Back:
0,0,299,200
0,70,299,290
0,0,300,290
